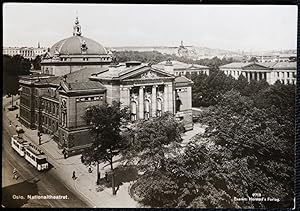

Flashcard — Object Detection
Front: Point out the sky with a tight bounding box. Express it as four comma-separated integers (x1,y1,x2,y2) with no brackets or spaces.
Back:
2,3,298,52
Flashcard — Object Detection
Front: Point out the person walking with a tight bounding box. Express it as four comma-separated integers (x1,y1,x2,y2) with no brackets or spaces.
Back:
72,171,76,180
13,168,18,180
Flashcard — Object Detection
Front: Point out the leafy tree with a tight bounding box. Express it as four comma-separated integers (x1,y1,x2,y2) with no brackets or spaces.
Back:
187,90,294,208
132,89,294,208
190,71,236,107
32,55,42,70
3,55,31,95
125,113,184,207
124,112,184,171
81,101,130,195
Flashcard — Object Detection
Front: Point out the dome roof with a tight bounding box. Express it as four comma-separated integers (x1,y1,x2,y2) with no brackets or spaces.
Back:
50,36,107,55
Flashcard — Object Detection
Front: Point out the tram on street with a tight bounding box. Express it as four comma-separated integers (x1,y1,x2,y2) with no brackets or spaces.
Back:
11,135,28,157
24,143,49,171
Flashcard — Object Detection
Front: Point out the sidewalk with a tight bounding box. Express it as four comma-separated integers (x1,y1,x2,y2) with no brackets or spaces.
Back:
181,123,207,145
3,97,139,208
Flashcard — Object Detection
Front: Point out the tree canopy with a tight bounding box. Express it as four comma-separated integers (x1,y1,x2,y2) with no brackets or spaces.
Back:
3,55,31,96
81,101,130,195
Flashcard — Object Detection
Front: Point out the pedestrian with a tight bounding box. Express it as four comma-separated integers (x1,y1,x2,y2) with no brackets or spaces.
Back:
72,171,76,180
13,168,18,179
105,171,108,182
62,148,67,159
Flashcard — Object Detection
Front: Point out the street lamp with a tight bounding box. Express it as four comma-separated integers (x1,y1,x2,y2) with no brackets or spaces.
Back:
37,97,43,145
37,131,42,145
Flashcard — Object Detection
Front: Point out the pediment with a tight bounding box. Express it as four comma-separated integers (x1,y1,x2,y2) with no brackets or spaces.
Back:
120,66,174,81
242,63,271,70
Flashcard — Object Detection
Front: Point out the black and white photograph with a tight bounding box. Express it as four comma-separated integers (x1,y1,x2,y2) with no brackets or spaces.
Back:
2,3,297,208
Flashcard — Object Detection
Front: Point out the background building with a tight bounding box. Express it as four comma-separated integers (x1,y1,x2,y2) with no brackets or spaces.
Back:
153,60,209,76
3,43,47,60
220,61,297,85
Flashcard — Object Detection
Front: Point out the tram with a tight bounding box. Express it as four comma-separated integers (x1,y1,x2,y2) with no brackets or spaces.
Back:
24,143,49,171
11,135,28,157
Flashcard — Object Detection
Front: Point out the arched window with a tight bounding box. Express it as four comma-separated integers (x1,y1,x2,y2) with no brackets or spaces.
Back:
130,101,137,121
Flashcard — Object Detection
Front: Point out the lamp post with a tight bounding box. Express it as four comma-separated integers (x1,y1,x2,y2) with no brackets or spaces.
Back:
38,97,43,145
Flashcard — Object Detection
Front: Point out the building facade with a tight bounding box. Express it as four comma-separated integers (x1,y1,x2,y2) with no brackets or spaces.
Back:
153,60,209,76
19,17,194,157
3,43,47,60
220,62,297,85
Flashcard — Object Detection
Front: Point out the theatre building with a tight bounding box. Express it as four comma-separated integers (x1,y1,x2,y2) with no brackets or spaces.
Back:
18,17,194,156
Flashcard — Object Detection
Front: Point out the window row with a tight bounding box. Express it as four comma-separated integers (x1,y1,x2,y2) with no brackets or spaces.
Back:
41,100,59,116
20,96,31,107
42,115,59,132
76,96,103,102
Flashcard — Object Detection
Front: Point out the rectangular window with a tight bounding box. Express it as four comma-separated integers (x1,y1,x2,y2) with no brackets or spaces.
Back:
287,72,290,78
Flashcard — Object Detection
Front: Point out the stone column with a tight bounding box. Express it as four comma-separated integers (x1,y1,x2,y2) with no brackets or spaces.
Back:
164,85,168,112
266,72,272,84
139,86,144,119
168,84,173,114
127,87,131,106
151,85,157,117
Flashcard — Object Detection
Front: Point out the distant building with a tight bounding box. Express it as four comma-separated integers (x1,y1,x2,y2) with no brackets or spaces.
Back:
153,60,209,76
3,43,47,60
220,61,297,85
177,41,189,57
18,16,194,157
246,54,296,63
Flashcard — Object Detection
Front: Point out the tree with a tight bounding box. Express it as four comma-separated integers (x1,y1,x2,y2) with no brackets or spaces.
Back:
132,89,294,208
32,55,42,70
124,112,184,172
188,90,294,208
126,113,184,207
81,101,130,195
3,55,31,109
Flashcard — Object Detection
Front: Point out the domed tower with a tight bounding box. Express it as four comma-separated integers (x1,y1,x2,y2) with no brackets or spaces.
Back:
41,16,112,76
178,40,189,57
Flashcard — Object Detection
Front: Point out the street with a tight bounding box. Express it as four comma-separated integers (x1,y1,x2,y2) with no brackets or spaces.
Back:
2,100,88,208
